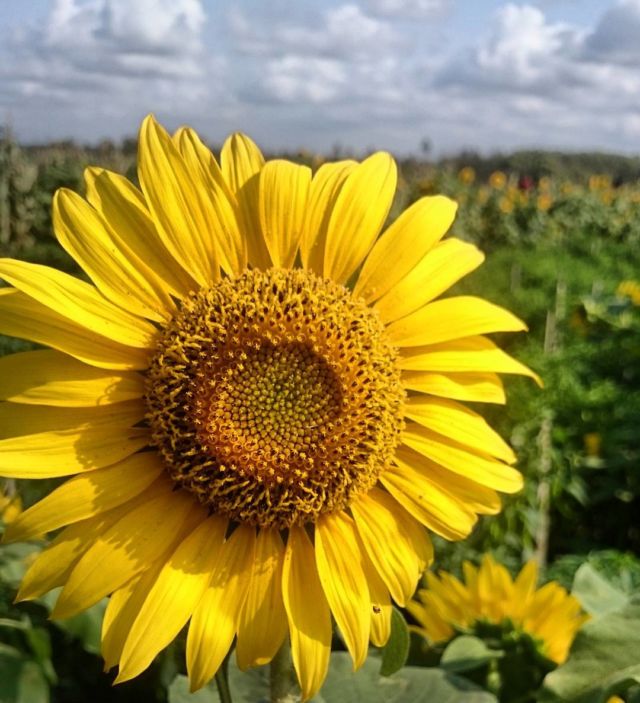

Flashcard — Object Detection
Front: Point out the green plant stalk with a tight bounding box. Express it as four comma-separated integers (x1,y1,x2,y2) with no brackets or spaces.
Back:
270,640,294,703
215,656,233,703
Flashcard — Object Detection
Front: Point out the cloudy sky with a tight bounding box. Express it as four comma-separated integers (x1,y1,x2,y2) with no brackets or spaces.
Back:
0,0,638,155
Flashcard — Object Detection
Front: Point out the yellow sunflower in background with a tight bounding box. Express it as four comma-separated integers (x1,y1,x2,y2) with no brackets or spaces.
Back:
0,115,538,699
409,555,588,665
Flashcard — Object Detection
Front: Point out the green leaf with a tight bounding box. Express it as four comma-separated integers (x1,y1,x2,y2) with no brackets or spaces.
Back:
167,651,497,703
168,664,268,703
0,542,41,587
14,661,49,703
380,607,410,676
50,599,106,655
0,655,49,703
440,635,501,673
571,563,629,617
24,628,56,685
541,599,640,702
314,653,498,702
628,685,640,703
168,675,219,703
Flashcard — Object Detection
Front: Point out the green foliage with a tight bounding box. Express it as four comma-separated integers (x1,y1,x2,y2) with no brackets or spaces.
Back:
379,607,410,676
440,636,499,674
570,563,631,617
168,652,498,703
547,550,640,593
541,600,640,703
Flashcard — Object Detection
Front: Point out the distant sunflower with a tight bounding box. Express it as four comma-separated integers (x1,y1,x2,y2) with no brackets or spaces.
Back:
409,555,588,664
0,115,538,699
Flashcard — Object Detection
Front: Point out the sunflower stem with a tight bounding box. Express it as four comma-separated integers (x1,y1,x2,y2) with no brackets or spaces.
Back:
270,640,295,703
215,655,233,703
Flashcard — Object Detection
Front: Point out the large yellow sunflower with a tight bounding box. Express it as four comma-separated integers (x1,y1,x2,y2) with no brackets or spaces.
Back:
408,555,588,665
0,115,537,699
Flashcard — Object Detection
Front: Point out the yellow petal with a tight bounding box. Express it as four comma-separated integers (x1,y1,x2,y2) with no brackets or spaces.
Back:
402,370,506,404
175,128,246,276
52,483,203,619
101,562,164,671
16,502,138,601
351,487,430,606
0,289,150,371
0,350,143,407
282,525,331,702
4,453,164,542
300,161,356,275
85,167,195,298
0,258,157,348
381,455,477,540
514,560,539,600
53,190,173,323
324,152,397,284
406,599,454,643
221,132,265,192
137,115,220,286
462,561,479,603
404,396,516,463
0,407,148,479
387,296,527,347
0,400,144,440
354,195,457,303
236,528,287,670
186,525,255,692
390,447,502,518
220,133,269,270
361,552,391,647
402,424,523,493
374,239,485,323
315,511,370,669
397,335,542,385
115,515,228,683
258,160,312,268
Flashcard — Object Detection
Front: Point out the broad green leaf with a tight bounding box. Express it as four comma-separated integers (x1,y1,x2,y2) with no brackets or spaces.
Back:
0,542,41,587
441,635,501,673
571,563,629,617
313,652,497,702
40,592,106,655
24,628,56,684
167,651,497,703
541,600,640,703
380,607,410,677
168,675,219,703
169,664,268,703
628,685,640,703
14,661,49,703
0,655,50,703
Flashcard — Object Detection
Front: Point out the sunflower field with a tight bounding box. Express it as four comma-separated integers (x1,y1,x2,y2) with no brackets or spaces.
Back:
1,125,640,703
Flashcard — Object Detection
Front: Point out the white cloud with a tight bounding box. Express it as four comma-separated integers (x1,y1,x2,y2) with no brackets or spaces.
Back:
583,0,640,65
0,0,219,141
263,56,348,103
40,0,206,77
227,2,406,113
229,3,397,60
365,0,451,19
1,0,640,155
438,4,585,92
431,2,640,154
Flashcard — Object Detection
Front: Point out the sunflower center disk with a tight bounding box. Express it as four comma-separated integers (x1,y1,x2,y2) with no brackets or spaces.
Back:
145,268,404,528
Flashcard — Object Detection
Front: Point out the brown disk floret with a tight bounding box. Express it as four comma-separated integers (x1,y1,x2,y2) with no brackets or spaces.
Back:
145,268,404,528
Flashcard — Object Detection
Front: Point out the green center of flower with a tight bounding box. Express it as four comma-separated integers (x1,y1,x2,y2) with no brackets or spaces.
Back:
145,268,404,528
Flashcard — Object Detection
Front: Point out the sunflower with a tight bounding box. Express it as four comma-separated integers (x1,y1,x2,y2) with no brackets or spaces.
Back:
408,555,588,665
0,115,538,699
